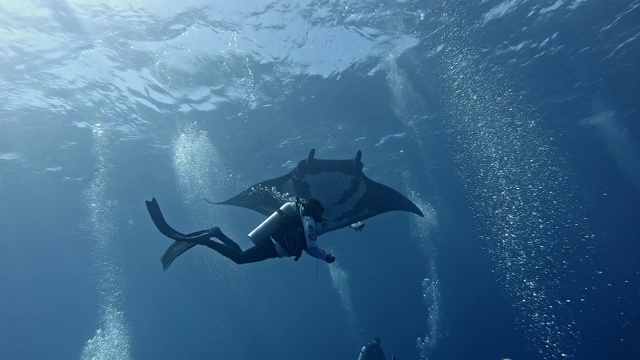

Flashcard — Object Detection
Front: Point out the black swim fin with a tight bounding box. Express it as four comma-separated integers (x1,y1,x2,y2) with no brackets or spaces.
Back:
161,241,196,271
146,197,199,270
145,197,191,241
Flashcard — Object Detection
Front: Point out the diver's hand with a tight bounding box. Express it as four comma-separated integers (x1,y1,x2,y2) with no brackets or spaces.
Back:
325,254,336,264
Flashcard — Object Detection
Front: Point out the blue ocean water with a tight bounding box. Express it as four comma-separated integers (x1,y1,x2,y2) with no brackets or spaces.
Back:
1,0,639,359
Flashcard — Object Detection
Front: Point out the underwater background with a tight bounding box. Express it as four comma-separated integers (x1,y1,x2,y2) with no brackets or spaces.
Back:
1,0,639,359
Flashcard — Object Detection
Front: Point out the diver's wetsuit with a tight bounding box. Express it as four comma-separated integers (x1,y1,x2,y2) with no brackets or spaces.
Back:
145,197,332,270
194,215,328,264
193,228,278,264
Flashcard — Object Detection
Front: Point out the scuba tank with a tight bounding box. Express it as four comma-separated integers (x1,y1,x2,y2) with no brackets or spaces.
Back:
248,202,300,245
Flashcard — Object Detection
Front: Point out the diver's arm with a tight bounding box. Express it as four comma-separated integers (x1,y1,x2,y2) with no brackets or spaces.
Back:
302,216,333,262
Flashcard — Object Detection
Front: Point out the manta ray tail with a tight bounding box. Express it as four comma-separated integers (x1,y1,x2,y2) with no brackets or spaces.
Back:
145,197,198,271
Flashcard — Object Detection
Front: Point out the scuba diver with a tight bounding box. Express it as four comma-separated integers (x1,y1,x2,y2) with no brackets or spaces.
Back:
145,197,336,270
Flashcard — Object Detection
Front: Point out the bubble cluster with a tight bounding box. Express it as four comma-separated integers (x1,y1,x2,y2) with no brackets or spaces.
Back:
81,305,131,360
386,54,443,359
434,30,591,360
81,126,131,359
173,124,222,216
328,264,359,336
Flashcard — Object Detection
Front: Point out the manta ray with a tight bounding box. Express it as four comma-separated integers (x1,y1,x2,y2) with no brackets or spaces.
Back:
147,149,423,269
212,148,423,234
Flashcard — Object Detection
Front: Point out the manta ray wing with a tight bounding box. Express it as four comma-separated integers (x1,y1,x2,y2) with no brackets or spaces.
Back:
213,173,291,216
211,149,423,235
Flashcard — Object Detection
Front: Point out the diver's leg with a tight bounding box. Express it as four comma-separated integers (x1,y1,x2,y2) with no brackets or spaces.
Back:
207,227,243,252
235,241,279,264
198,240,278,265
